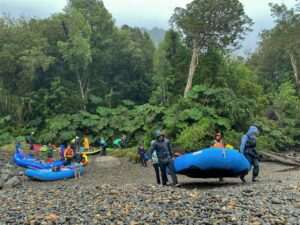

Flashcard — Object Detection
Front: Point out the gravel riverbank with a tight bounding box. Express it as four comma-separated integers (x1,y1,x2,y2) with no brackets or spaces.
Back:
0,151,299,224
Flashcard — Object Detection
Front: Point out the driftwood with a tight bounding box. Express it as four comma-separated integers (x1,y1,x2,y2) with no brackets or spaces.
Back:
260,150,300,167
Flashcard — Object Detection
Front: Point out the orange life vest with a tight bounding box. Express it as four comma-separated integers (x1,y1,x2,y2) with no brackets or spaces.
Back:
211,140,226,148
64,147,74,158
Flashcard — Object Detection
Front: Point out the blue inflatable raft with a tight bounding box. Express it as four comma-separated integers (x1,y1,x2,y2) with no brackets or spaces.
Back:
173,148,250,178
13,150,64,169
25,164,85,181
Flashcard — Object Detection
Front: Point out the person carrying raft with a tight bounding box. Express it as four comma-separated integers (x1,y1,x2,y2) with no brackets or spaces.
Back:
240,126,260,183
210,133,226,148
210,132,226,183
148,131,178,187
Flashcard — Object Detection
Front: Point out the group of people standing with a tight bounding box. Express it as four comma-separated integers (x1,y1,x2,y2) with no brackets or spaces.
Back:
59,143,86,166
139,125,260,186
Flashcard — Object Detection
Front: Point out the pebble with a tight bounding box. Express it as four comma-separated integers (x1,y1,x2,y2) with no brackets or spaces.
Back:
271,198,284,204
0,151,299,224
294,202,300,209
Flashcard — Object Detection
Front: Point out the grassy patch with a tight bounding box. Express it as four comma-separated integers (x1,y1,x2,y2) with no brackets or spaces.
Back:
108,148,139,162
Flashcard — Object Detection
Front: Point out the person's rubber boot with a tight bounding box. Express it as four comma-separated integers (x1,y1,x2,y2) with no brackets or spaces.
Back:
240,176,246,183
174,183,181,187
252,178,259,182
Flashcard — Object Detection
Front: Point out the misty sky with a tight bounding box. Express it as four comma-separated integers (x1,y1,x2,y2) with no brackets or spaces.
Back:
0,0,298,54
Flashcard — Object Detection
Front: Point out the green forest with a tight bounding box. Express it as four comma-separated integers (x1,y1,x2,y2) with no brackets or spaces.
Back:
0,0,299,152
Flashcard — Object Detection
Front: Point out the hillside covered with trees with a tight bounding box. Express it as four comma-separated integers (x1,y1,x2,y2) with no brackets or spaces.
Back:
0,0,299,151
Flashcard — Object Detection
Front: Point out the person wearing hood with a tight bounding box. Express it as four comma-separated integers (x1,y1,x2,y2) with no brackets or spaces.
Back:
148,131,178,186
240,126,260,183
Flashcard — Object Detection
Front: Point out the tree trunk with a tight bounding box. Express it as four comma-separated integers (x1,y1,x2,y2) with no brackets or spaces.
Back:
260,150,300,167
77,73,86,110
289,52,300,95
184,43,199,98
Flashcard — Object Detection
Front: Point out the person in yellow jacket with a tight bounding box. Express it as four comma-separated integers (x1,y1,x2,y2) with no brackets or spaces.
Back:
83,137,89,150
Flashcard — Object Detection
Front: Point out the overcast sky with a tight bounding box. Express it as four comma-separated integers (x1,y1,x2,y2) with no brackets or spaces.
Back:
0,0,298,54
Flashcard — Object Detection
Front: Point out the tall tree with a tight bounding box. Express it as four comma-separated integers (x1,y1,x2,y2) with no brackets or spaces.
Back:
57,8,92,109
151,29,190,105
170,0,252,97
269,3,300,95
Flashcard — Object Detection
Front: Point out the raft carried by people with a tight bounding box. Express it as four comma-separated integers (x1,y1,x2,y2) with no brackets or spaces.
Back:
13,150,64,169
25,164,85,181
172,148,250,178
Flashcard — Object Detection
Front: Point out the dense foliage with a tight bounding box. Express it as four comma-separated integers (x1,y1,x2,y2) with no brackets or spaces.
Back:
0,0,299,152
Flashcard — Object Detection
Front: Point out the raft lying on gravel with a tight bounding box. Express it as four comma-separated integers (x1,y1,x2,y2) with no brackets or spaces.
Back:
173,148,250,178
13,150,64,169
25,164,85,181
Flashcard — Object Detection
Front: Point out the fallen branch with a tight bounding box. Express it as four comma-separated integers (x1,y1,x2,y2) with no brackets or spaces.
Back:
260,150,300,167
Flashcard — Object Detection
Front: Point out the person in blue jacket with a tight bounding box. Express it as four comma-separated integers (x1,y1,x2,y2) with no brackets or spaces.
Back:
240,126,260,183
16,141,22,151
99,137,107,156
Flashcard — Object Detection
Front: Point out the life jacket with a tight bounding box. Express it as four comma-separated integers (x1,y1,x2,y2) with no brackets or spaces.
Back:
245,137,256,151
211,140,226,148
64,147,74,158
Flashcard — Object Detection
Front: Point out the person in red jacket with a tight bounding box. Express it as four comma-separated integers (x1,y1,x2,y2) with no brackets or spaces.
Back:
64,144,74,166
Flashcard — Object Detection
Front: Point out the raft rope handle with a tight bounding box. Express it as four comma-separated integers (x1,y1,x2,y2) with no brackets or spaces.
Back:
222,149,227,158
